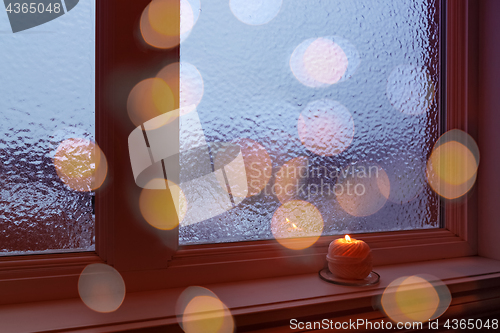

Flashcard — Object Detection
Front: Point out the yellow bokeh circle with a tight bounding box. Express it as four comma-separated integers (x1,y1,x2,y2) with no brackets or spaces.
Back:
139,178,187,230
176,286,234,333
127,78,175,128
271,200,324,250
54,138,107,192
426,129,479,199
381,275,451,324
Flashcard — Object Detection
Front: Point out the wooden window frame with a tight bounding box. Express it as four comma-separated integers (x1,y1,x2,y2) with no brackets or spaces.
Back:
0,0,484,306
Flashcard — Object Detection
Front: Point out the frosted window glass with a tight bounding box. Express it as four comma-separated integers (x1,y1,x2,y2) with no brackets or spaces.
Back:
0,1,95,255
178,0,441,245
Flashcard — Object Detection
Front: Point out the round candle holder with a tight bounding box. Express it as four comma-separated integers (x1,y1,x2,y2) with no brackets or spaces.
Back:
319,267,380,286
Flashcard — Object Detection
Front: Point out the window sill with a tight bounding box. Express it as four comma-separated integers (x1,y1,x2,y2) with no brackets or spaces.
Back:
2,256,500,333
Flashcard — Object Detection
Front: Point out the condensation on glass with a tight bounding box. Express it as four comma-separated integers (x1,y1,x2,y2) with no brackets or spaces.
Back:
179,0,441,245
0,1,95,254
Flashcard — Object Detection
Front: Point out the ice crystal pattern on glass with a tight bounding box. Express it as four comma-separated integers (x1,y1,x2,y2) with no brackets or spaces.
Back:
0,1,95,254
178,0,441,245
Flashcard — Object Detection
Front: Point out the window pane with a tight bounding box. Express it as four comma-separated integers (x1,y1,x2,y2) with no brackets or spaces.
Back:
0,1,95,255
178,0,441,245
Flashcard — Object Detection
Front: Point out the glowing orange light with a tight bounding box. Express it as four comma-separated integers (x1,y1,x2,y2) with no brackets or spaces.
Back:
54,138,108,192
271,200,324,250
139,178,187,230
345,234,351,242
380,275,450,324
139,3,180,50
426,129,480,200
127,78,175,129
176,286,234,333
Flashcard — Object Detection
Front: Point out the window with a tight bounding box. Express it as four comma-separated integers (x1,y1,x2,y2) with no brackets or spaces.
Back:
108,0,476,289
0,0,482,307
0,0,96,255
172,0,443,246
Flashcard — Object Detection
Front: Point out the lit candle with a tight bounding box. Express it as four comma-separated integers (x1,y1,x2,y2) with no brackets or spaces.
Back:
326,235,372,280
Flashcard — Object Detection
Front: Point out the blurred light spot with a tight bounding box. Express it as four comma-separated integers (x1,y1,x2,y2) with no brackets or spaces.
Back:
48,127,92,154
127,78,175,128
303,38,348,84
230,0,282,25
180,0,201,42
386,65,435,115
336,163,390,217
426,129,479,199
54,138,107,192
176,286,234,333
78,263,125,313
290,36,360,88
431,142,476,185
271,200,324,250
298,99,354,156
148,0,180,36
216,138,272,197
140,2,179,49
274,156,308,204
157,62,204,116
139,178,187,230
381,275,451,323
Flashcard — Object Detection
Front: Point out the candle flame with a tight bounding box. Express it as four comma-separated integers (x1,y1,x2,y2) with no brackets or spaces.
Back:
345,234,351,242
286,218,290,223
292,223,298,229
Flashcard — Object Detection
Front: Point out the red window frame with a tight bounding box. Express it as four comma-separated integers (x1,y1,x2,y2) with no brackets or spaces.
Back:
0,0,483,305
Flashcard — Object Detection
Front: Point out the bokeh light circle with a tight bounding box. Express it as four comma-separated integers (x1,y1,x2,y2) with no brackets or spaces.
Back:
157,62,204,116
298,99,354,156
271,200,324,250
381,275,451,324
336,163,390,217
386,65,435,115
290,36,360,88
140,2,179,49
274,156,308,204
176,286,234,333
148,0,181,36
303,38,348,85
78,263,126,313
180,0,201,42
139,178,187,230
54,138,108,192
426,129,479,199
230,0,282,26
127,78,175,128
